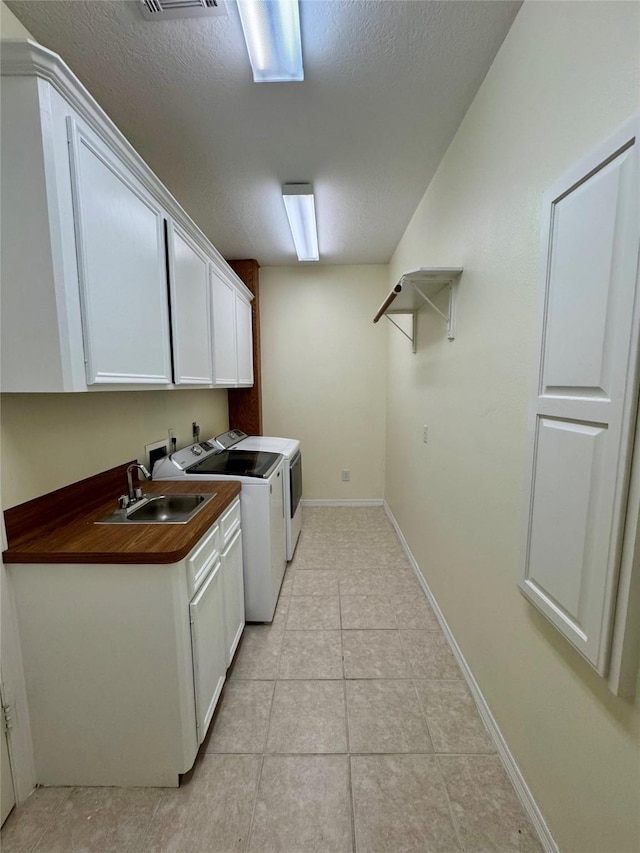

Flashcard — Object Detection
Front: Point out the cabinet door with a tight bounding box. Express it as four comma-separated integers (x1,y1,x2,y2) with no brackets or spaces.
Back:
189,561,226,743
67,118,172,385
520,118,640,674
222,529,245,666
211,268,238,386
167,222,213,384
235,292,254,386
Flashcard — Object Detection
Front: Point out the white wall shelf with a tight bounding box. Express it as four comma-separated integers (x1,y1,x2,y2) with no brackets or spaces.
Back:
373,267,463,350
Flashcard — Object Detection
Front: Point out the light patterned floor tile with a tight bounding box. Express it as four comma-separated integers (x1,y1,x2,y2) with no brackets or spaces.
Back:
286,595,341,630
346,680,433,753
391,594,440,629
141,755,261,853
248,756,352,852
342,630,412,678
291,570,339,596
266,680,347,753
278,630,344,678
229,625,284,680
414,680,496,754
31,786,161,853
351,755,461,852
340,595,397,629
0,788,71,853
438,755,543,852
400,629,463,679
205,680,275,753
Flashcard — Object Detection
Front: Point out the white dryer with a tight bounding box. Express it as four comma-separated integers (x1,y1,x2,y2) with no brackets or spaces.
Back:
153,442,286,622
214,430,302,561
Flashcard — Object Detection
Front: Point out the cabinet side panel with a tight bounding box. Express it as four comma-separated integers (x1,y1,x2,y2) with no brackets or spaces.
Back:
1,78,69,391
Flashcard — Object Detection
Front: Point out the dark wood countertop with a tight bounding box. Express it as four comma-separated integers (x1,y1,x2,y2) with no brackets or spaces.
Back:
3,468,241,565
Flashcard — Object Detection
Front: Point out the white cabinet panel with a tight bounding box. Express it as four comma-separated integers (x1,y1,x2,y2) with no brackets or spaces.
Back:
236,292,254,386
541,153,634,398
527,418,607,633
189,560,226,743
222,528,245,667
521,117,640,675
211,268,238,386
167,222,213,384
269,464,287,614
67,118,172,385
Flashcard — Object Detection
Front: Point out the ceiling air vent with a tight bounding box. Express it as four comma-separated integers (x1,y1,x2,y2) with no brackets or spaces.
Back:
139,0,226,21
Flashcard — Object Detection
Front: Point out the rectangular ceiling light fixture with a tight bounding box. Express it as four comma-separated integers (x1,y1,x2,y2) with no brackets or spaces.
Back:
282,183,319,262
236,0,303,82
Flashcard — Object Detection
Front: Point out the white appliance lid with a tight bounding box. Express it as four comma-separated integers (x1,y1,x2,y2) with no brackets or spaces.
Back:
228,435,300,459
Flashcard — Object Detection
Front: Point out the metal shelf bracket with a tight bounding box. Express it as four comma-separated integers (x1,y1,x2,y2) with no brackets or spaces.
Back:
408,278,458,341
373,267,463,351
385,311,417,353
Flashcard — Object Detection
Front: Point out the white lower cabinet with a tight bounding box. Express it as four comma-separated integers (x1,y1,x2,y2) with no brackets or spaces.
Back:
222,530,245,667
6,512,244,787
189,559,226,742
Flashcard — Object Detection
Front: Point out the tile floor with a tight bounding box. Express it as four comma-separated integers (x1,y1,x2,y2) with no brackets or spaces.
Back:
1,506,544,853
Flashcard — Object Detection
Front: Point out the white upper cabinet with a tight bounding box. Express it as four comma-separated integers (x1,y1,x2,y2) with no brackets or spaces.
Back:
520,116,640,677
235,291,254,387
0,40,253,393
211,267,238,386
167,221,213,385
68,118,172,385
210,267,255,388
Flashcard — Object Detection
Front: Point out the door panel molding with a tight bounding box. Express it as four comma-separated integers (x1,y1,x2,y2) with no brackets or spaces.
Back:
520,114,640,679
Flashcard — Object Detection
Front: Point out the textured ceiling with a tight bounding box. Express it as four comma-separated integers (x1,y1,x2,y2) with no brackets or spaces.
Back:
7,0,521,266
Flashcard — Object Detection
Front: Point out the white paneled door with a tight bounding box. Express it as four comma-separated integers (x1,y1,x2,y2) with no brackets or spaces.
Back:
520,116,640,674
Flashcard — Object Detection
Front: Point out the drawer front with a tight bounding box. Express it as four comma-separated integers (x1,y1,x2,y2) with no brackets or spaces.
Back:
219,497,241,547
187,522,220,596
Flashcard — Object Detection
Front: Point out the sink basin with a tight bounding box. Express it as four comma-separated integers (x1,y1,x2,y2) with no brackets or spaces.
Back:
97,493,215,525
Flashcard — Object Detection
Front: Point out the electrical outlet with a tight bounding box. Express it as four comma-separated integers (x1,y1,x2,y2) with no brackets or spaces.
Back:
342,470,351,482
423,425,428,443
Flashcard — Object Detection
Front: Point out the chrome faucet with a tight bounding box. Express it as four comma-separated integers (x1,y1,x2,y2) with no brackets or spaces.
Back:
125,463,151,505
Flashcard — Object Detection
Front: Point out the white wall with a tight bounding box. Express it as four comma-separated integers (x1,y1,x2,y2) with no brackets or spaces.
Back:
384,3,640,852
260,265,387,501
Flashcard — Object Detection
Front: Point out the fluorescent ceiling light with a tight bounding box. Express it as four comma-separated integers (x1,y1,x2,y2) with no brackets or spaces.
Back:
236,0,303,82
282,183,319,262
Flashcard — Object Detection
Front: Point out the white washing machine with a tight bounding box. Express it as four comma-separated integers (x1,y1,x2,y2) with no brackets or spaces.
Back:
214,430,302,561
153,442,287,622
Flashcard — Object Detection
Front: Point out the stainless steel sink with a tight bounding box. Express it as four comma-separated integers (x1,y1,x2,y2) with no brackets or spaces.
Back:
97,493,215,524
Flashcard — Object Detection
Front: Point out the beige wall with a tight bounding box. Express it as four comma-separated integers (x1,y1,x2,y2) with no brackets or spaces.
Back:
385,3,640,852
260,265,387,501
0,1,31,38
1,390,228,508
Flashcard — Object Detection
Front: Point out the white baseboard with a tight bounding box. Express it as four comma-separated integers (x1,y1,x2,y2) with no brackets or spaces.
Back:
301,499,384,507
383,501,559,853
